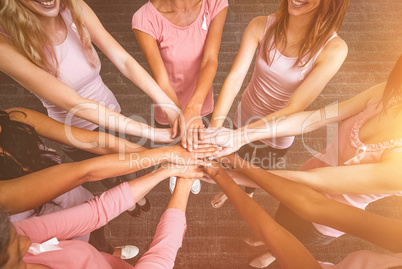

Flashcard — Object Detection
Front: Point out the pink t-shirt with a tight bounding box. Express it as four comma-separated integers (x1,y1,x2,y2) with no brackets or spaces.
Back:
16,183,187,269
132,0,228,125
319,250,402,269
37,8,121,130
234,15,337,149
301,98,402,237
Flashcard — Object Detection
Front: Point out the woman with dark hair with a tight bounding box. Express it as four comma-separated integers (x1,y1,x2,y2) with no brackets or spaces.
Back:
202,54,402,266
0,107,215,259
208,0,350,208
0,174,203,268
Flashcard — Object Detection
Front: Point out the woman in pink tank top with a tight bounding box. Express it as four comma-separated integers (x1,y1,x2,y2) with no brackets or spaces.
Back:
207,0,350,208
0,0,179,143
204,55,402,267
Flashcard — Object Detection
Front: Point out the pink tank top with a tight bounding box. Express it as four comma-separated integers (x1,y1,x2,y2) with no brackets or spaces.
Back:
301,98,402,237
234,15,337,149
132,0,228,125
34,8,121,130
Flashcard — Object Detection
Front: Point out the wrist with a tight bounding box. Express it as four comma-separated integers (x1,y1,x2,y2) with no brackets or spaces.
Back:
185,101,202,114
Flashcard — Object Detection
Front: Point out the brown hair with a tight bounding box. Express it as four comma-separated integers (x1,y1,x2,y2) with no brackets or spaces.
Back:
263,0,350,67
381,55,402,113
0,0,97,75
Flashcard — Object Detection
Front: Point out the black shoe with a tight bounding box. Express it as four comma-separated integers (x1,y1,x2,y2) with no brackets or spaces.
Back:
127,205,141,217
101,177,123,189
126,197,150,218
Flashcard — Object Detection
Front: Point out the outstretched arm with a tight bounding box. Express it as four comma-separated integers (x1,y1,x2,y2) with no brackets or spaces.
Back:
15,167,202,244
174,7,228,151
7,108,145,155
227,155,402,253
81,0,179,126
134,178,195,269
210,16,266,128
205,163,322,269
202,83,383,157
0,145,214,214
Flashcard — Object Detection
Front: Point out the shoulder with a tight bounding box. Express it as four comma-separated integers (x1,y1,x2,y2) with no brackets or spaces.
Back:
316,36,348,64
132,2,159,38
133,1,153,21
246,16,269,43
207,0,229,18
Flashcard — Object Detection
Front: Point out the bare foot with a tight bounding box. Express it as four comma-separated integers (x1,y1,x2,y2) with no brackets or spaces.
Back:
211,192,228,208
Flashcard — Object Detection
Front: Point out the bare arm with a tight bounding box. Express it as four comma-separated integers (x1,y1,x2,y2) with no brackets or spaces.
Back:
7,108,145,155
202,83,383,157
226,155,402,253
270,151,402,194
176,7,228,151
211,16,266,128
0,16,173,143
205,163,322,269
0,145,212,214
81,0,179,126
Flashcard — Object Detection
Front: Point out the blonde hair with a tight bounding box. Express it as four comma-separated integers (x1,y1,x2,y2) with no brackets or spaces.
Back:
0,0,96,75
263,0,350,67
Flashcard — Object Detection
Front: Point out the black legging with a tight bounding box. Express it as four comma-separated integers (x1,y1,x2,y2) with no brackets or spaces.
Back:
235,141,289,194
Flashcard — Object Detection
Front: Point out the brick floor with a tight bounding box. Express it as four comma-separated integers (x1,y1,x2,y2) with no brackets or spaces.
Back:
1,0,401,268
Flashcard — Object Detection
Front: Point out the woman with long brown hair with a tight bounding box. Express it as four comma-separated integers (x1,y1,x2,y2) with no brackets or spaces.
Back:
209,0,350,208
202,54,402,266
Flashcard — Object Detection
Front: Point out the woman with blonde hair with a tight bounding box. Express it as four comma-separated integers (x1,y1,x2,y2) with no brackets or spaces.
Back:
0,0,179,146
209,0,350,208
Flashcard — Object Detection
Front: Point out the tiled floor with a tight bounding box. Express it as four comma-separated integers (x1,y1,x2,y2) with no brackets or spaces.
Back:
1,0,401,268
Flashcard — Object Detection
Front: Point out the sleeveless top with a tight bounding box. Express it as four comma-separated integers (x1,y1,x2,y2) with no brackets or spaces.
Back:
0,8,121,131
301,98,402,237
132,0,228,125
234,15,338,149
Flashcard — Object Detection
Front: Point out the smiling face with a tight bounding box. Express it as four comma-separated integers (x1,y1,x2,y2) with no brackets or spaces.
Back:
287,0,321,18
0,226,31,269
18,0,61,19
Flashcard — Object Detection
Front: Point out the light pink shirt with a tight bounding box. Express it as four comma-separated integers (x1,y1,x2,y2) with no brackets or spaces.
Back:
37,8,121,131
319,250,402,269
132,0,228,125
16,183,187,269
301,98,402,237
235,15,337,149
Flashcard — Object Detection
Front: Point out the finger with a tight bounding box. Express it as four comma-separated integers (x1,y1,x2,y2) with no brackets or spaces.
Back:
181,125,188,150
193,127,199,150
192,146,222,153
199,125,205,140
172,119,179,138
186,127,193,152
195,144,221,149
207,148,232,159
